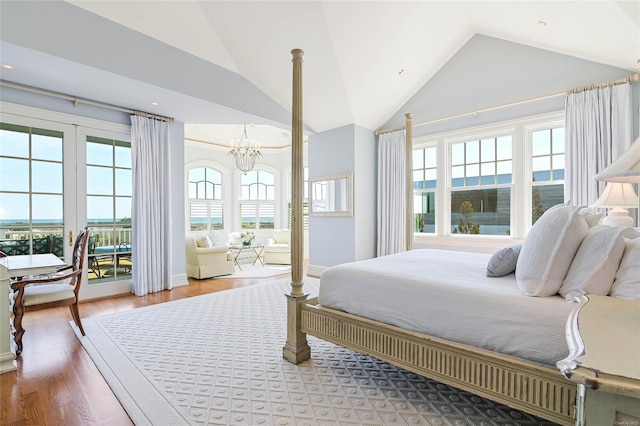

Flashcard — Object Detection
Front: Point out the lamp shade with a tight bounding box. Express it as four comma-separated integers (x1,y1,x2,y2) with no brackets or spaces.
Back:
594,136,640,183
591,182,640,208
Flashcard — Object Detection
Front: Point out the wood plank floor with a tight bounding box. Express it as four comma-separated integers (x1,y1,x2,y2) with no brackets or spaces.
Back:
1,273,312,426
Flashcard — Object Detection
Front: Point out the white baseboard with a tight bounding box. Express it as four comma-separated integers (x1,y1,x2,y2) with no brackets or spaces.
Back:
0,351,16,373
172,273,189,288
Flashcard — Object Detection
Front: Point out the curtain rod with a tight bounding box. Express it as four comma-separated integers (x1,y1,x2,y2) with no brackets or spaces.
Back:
374,71,639,135
567,72,639,94
0,80,175,123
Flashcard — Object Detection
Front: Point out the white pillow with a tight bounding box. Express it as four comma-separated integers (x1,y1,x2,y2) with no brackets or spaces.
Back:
559,226,634,301
516,204,589,296
486,244,521,277
609,237,640,300
208,230,230,246
194,234,212,248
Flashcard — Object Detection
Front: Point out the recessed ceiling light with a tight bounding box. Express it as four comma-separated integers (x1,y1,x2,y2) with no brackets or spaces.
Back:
538,21,547,27
1,64,14,69
151,101,159,106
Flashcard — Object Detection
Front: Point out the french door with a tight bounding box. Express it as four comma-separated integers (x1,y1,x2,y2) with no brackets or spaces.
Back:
0,103,132,300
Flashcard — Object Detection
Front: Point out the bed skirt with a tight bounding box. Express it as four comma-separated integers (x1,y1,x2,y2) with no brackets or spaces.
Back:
300,298,576,425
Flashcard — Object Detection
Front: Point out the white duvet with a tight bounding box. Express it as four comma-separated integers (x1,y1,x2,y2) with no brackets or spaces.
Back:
318,249,576,367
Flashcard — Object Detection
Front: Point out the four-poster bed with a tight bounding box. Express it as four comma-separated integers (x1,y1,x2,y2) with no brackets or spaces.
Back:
283,49,577,425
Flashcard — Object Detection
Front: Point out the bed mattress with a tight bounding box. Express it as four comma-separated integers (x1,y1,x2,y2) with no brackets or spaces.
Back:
318,249,576,367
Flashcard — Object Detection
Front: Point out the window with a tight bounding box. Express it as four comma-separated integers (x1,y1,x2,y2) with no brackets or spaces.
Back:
86,136,132,282
188,167,224,230
413,112,565,241
0,123,65,256
240,170,275,229
450,136,512,236
413,146,436,233
531,127,565,224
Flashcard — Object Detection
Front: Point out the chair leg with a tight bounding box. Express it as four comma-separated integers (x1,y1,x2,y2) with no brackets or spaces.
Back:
69,303,85,336
11,289,26,356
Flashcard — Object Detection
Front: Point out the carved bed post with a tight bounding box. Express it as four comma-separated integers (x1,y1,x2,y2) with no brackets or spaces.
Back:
283,48,311,364
405,113,413,251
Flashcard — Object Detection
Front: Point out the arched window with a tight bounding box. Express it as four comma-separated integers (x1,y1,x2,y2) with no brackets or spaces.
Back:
188,166,224,230
239,170,275,229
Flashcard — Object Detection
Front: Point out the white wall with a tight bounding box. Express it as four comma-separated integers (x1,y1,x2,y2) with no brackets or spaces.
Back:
308,124,376,273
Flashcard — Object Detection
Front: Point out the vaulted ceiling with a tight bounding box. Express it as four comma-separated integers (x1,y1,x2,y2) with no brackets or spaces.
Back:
1,1,638,146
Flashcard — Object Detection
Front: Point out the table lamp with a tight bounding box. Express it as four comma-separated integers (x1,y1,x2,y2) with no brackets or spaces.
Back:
594,136,640,226
591,182,639,226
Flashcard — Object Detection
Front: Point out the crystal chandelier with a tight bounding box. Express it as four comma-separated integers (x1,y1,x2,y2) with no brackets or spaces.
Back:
228,124,262,172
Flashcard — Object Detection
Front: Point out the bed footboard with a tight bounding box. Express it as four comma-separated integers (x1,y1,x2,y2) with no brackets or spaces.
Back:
300,298,575,426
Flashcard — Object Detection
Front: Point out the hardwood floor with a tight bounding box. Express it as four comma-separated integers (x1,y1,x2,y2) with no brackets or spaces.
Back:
1,273,309,426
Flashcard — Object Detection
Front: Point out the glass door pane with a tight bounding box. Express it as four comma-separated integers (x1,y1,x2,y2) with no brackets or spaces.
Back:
86,136,132,284
0,123,65,257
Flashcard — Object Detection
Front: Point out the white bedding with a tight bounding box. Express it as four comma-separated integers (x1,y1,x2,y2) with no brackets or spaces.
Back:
318,249,577,367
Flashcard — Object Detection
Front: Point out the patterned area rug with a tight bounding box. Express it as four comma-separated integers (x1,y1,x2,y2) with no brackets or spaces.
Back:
75,280,557,425
220,264,291,279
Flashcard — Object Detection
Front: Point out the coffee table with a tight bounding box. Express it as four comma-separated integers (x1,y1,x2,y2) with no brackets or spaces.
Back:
229,244,264,270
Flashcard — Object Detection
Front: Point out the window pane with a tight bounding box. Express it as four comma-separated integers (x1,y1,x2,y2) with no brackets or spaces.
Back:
87,138,113,166
496,136,512,160
87,166,113,195
425,147,437,168
32,160,63,193
496,160,512,184
87,196,113,223
414,192,435,233
532,130,550,156
114,142,131,168
259,171,274,185
466,140,479,163
32,130,63,161
0,126,29,158
532,156,551,182
0,193,29,224
0,157,29,191
115,197,131,222
189,168,205,182
532,184,564,224
451,188,511,236
115,169,131,196
32,194,63,223
552,128,565,153
451,143,464,165
413,149,424,169
481,139,495,161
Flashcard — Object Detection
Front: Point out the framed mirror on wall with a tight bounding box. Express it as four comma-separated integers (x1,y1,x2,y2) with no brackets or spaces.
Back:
309,173,353,216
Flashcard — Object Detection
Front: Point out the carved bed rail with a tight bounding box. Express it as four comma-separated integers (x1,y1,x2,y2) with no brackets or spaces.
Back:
300,298,576,426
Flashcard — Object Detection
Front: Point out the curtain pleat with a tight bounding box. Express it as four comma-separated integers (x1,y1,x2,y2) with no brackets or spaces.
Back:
377,130,406,257
131,115,172,296
565,83,632,206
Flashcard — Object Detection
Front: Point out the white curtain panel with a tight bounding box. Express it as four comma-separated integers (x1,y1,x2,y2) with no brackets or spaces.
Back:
377,130,407,257
130,115,172,296
565,83,632,206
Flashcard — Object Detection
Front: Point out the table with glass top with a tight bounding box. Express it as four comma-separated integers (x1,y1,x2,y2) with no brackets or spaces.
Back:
229,244,264,270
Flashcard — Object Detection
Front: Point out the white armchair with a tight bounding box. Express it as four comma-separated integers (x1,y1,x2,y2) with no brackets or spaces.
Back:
263,229,291,265
185,231,235,279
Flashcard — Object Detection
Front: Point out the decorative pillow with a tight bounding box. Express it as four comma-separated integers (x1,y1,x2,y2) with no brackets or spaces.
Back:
515,204,589,296
578,208,603,228
208,230,230,246
559,226,637,301
486,244,522,277
609,236,640,300
195,234,212,248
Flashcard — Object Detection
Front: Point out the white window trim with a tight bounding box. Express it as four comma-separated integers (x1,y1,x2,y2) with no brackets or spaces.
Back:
184,160,230,233
413,110,564,252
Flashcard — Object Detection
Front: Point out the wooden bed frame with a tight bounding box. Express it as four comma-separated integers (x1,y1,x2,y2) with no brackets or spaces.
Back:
282,49,576,426
299,298,576,425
